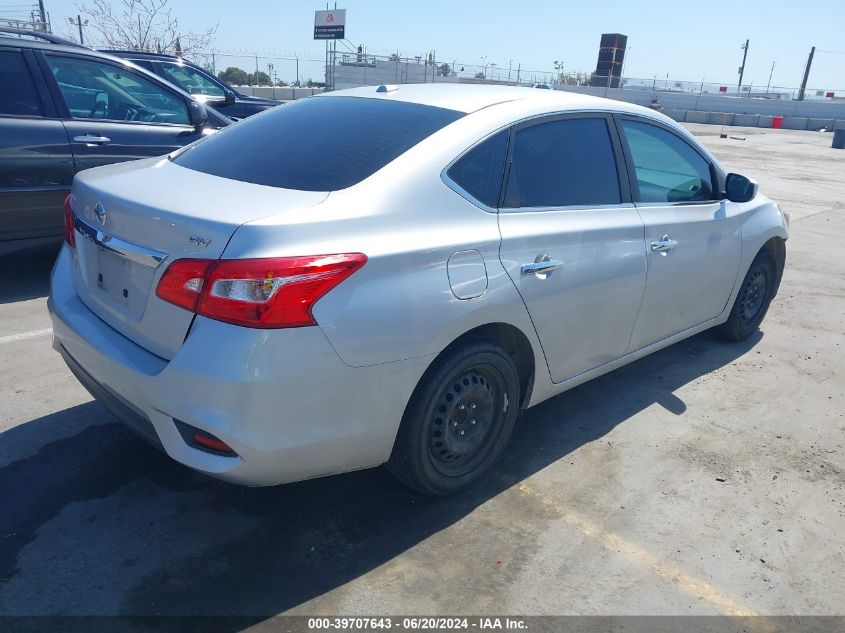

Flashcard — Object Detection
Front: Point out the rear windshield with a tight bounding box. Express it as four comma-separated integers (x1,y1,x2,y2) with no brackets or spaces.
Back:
172,96,464,191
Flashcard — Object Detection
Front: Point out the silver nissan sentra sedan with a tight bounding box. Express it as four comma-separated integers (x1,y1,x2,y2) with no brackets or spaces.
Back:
49,84,788,495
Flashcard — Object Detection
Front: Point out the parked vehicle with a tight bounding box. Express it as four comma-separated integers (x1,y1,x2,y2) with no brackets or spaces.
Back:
49,84,788,495
0,28,230,256
101,50,282,120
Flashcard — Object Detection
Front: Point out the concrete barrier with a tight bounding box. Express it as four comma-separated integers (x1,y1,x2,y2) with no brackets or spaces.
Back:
232,85,324,100
662,108,686,122
782,116,809,130
685,110,709,124
807,118,834,131
707,112,734,126
733,113,759,127
758,115,774,128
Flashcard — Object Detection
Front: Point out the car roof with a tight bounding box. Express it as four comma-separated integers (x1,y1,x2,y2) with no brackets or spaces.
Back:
321,83,660,117
0,34,152,66
101,49,186,62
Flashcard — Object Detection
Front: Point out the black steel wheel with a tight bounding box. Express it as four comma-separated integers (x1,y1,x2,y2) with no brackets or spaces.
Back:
388,341,520,496
718,249,777,342
428,365,507,477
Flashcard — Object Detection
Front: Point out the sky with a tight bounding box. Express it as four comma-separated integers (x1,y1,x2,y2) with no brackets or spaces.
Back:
11,0,845,89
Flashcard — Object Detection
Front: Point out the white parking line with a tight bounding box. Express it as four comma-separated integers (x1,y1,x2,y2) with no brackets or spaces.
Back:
0,328,52,345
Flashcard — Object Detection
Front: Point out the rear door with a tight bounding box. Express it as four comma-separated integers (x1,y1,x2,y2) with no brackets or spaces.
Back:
497,114,647,383
36,51,207,172
617,116,742,350
0,46,74,245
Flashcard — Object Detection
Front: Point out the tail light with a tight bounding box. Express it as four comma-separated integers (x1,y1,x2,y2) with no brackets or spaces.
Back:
156,253,367,328
63,194,76,248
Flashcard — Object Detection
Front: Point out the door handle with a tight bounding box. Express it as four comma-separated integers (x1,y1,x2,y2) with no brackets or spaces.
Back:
73,134,111,145
650,234,678,254
521,254,564,276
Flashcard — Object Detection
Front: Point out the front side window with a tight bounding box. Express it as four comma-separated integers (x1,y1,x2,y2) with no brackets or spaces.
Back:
0,50,43,116
621,119,715,203
504,117,621,208
447,130,508,208
161,62,225,98
173,96,464,191
47,55,190,125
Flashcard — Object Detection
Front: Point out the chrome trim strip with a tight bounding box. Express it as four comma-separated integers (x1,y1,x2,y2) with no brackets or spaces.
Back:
72,215,167,269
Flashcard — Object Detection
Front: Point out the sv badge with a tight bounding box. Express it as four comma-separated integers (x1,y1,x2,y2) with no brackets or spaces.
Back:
189,236,212,248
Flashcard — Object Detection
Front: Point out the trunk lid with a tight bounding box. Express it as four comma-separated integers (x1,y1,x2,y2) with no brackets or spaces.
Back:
70,157,328,359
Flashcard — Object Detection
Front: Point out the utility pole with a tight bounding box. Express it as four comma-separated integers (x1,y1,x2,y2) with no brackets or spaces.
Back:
765,61,775,95
68,15,86,44
516,63,520,84
737,39,749,95
37,0,46,30
797,46,815,101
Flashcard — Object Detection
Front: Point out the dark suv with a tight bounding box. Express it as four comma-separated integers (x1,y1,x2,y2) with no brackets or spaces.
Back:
101,50,281,119
0,29,230,256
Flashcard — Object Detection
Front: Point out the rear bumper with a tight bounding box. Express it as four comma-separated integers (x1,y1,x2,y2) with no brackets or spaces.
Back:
48,245,431,486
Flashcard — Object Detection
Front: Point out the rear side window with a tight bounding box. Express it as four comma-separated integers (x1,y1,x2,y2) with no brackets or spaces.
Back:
0,50,43,116
504,118,621,208
621,119,715,203
447,130,508,208
173,96,464,191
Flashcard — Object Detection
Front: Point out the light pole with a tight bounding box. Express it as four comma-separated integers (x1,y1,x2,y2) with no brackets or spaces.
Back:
481,56,487,79
68,15,87,45
737,39,749,95
765,61,775,95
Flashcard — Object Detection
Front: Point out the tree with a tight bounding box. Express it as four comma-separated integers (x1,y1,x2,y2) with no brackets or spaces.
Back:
251,71,271,86
438,63,451,77
388,52,401,62
74,0,216,56
218,66,250,86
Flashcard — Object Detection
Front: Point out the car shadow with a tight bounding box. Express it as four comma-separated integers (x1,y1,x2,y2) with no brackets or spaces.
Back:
0,330,761,621
0,246,60,304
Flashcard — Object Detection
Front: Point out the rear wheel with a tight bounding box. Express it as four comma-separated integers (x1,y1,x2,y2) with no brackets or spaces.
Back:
717,249,777,342
387,342,520,496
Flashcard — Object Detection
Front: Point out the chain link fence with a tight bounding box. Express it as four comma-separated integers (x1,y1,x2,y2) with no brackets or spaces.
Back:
182,49,843,103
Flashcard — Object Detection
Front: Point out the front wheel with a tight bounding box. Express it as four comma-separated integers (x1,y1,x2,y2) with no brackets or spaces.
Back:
717,249,777,342
387,342,520,496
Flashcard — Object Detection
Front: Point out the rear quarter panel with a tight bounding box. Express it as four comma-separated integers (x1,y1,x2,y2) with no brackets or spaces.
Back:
222,110,552,402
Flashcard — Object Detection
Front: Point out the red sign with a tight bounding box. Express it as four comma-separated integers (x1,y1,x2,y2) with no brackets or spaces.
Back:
826,92,835,98
719,86,728,93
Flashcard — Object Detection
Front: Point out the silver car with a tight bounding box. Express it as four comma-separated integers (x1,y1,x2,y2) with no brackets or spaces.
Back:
49,84,789,495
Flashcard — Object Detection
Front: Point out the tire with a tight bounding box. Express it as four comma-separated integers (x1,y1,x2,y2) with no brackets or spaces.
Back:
387,341,520,496
717,249,778,342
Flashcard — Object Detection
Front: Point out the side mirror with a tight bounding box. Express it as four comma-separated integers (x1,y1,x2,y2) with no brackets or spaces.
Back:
724,172,758,203
224,89,236,105
188,100,208,131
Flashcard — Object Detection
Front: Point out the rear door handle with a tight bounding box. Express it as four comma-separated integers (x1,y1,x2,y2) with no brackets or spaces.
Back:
521,255,564,276
650,234,678,254
73,134,111,145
